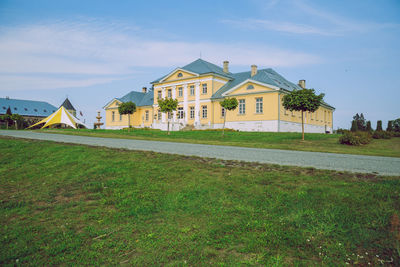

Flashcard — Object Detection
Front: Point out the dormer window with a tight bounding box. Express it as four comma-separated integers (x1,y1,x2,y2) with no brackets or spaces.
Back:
177,73,183,77
44,109,47,112
247,84,254,90
24,108,28,111
14,107,17,110
34,109,38,112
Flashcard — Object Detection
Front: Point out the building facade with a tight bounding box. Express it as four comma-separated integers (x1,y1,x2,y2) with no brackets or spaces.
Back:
104,59,334,133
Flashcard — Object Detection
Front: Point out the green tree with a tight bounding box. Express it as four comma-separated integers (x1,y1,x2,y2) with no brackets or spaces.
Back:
393,118,400,132
0,114,11,129
351,120,358,132
352,113,366,131
219,97,238,136
366,120,372,132
118,101,136,129
282,88,325,140
386,120,393,132
158,97,178,135
11,114,24,130
376,120,383,131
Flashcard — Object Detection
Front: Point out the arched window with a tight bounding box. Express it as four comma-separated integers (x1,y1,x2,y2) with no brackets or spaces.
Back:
247,84,254,90
177,73,183,77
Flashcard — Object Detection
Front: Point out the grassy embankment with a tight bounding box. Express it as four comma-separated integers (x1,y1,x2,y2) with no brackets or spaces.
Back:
1,137,400,265
38,128,400,157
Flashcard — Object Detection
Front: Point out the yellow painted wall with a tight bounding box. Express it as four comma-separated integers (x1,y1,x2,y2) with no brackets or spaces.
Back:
163,69,196,82
105,99,153,128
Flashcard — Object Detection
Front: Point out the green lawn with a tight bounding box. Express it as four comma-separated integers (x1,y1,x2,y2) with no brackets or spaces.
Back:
37,128,400,157
1,137,399,266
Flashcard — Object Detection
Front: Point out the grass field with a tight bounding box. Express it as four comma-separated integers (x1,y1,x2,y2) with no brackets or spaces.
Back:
37,128,400,158
1,137,400,266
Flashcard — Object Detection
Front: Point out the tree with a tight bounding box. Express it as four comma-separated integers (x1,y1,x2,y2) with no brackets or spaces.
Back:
393,118,400,132
158,97,178,135
376,120,383,131
118,101,136,129
11,114,24,130
0,114,10,129
366,121,372,132
351,120,358,132
219,97,238,136
282,88,324,140
351,113,367,131
387,120,393,132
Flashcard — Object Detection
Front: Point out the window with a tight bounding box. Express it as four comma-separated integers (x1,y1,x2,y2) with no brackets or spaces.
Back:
239,99,245,114
178,87,183,97
221,107,225,118
145,110,149,121
190,107,195,119
190,85,195,96
34,109,38,112
177,107,184,119
24,108,28,111
202,84,207,94
167,89,172,98
202,105,207,118
255,98,263,113
112,111,115,122
158,110,161,120
2,106,5,109
157,90,162,99
44,109,47,112
120,113,122,121
168,112,173,119
247,84,254,90
177,72,183,77
14,107,17,111
324,110,326,122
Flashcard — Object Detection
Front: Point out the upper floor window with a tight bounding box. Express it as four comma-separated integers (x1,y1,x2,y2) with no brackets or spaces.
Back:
178,87,183,97
177,107,184,119
177,72,183,78
202,84,207,94
247,84,254,90
202,105,207,118
221,107,225,118
255,97,263,114
190,106,195,119
190,85,195,96
239,99,246,114
112,111,115,122
167,89,172,98
157,90,162,99
145,110,149,121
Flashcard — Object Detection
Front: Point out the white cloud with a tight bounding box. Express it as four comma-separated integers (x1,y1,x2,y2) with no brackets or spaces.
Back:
0,19,321,91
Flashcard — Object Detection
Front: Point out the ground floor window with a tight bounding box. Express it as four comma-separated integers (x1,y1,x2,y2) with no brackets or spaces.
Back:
221,107,225,118
190,107,195,119
177,107,184,119
120,113,122,121
112,111,115,122
202,105,207,118
158,110,161,121
239,99,245,114
255,97,263,113
145,110,149,121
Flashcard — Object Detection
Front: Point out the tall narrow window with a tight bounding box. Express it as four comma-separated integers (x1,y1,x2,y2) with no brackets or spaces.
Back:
112,111,115,122
178,87,183,97
158,110,161,121
167,89,172,98
202,105,207,118
190,107,195,119
221,107,225,118
202,84,207,94
239,99,246,114
177,107,184,119
120,113,122,121
190,85,195,96
157,90,162,99
255,97,263,113
145,110,149,121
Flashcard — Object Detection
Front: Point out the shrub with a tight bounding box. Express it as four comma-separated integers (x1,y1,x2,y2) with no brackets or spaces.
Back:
376,120,383,131
335,128,347,134
339,131,372,146
387,121,393,132
372,131,391,139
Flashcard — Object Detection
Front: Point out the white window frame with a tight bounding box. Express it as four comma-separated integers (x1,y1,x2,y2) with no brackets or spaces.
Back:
202,83,207,94
120,113,122,121
202,105,207,119
190,85,195,96
177,107,184,119
178,87,183,97
157,91,162,99
221,107,225,118
145,110,149,121
167,89,172,98
239,99,246,115
112,111,115,122
256,97,263,114
190,107,195,119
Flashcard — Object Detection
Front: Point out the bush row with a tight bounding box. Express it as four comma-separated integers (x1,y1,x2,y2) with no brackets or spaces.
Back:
339,131,372,146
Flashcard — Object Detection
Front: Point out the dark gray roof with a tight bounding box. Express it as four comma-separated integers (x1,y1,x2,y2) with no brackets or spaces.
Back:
60,98,76,111
116,90,153,107
0,98,57,117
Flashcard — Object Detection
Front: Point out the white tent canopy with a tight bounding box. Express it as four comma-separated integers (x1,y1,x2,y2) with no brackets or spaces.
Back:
28,106,88,129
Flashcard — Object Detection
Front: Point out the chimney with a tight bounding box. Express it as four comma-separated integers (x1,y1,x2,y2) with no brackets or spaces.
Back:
142,87,147,93
298,80,306,89
251,65,257,77
223,61,229,73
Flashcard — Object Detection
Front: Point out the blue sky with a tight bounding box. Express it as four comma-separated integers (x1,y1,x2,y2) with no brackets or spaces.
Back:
0,0,399,128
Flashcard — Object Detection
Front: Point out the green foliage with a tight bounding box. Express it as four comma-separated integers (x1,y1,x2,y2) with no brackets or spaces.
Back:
351,113,366,131
118,101,136,115
393,118,400,132
219,97,238,111
372,131,391,139
339,131,372,146
157,98,178,113
282,89,324,112
366,121,372,132
1,138,399,266
387,121,394,132
350,120,358,132
376,120,383,131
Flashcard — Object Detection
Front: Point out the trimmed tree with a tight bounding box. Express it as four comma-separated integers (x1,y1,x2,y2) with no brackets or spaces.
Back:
387,120,393,132
118,101,136,129
158,97,178,135
219,97,238,136
366,121,372,132
282,88,325,140
393,118,400,132
376,120,383,131
351,120,358,132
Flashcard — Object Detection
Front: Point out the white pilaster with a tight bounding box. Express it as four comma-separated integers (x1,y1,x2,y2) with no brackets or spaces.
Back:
161,87,166,123
172,86,176,123
194,82,200,125
183,84,188,123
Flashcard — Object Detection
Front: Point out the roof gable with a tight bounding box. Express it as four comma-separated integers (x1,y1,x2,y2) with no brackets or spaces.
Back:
60,98,76,111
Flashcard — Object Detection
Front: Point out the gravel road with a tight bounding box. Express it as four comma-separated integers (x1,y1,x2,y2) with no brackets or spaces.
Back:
1,130,399,176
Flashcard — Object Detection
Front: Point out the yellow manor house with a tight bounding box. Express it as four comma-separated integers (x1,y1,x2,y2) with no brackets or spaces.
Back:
104,59,334,133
